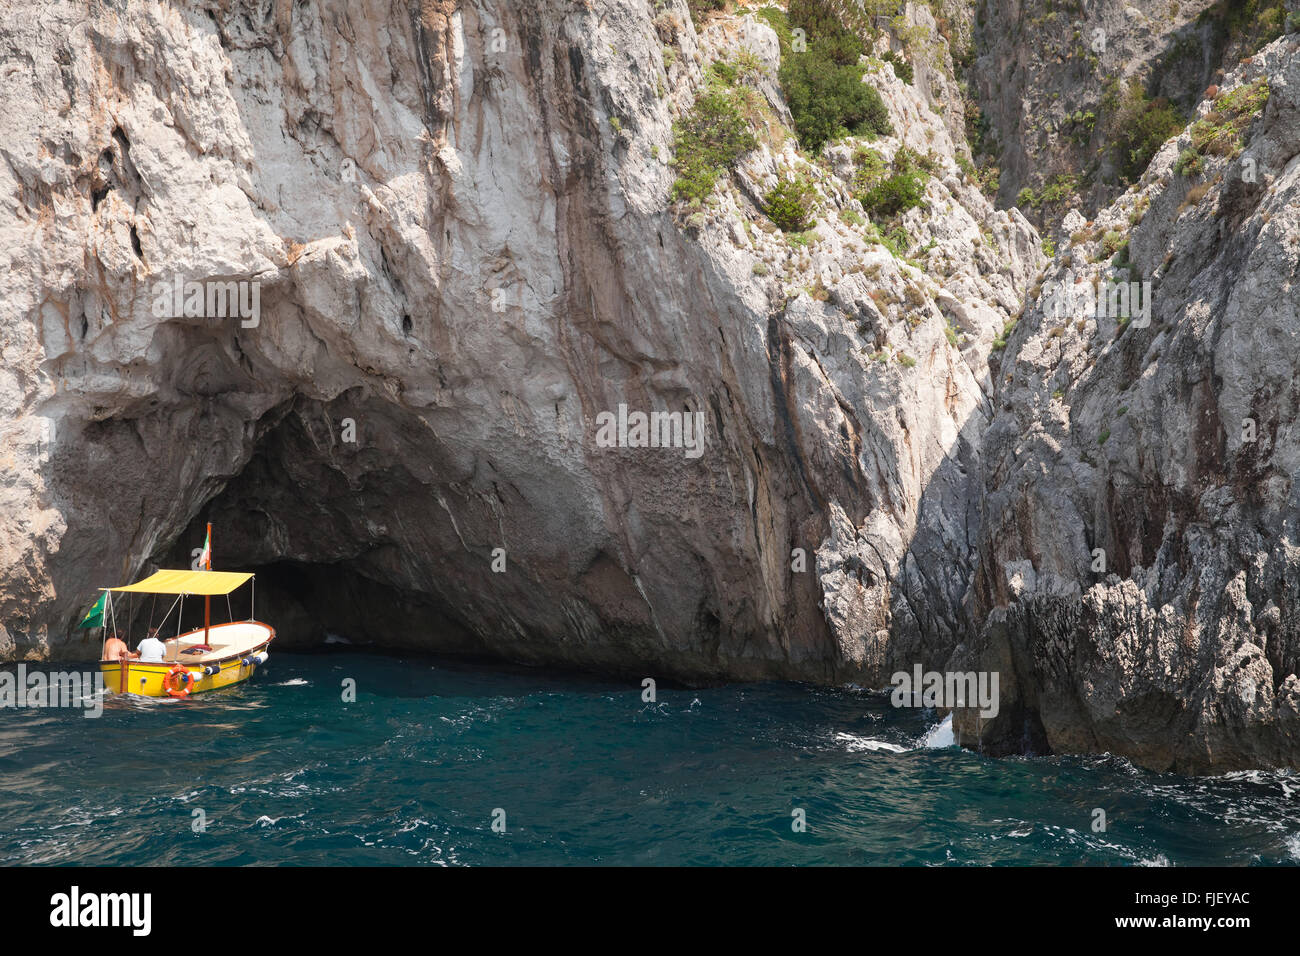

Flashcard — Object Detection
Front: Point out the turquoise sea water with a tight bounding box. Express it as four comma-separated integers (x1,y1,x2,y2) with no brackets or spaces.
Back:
1,651,1297,866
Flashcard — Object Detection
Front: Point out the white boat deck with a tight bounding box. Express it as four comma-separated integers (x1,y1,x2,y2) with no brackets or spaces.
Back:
160,621,273,665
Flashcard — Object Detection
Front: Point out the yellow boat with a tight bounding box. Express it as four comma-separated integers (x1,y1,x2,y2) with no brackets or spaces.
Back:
94,527,274,698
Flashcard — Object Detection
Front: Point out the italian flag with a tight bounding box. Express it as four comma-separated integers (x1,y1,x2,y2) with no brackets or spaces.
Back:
78,592,106,629
198,528,211,570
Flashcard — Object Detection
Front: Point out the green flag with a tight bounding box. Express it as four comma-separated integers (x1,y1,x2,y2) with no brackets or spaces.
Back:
78,592,106,629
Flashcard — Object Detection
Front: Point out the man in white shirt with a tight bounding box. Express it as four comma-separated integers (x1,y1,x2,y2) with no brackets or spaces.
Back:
136,628,167,663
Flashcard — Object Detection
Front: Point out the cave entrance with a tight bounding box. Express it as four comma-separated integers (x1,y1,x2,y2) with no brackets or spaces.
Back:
138,549,484,655
150,392,491,656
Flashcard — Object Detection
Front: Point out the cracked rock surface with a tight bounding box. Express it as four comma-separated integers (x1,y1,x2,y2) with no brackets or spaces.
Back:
4,0,1300,773
0,0,1034,690
955,36,1300,772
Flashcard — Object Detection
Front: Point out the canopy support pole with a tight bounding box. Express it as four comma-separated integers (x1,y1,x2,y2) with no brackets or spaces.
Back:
202,521,212,652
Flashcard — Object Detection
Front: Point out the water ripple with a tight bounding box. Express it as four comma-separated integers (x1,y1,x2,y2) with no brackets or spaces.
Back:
0,654,1296,865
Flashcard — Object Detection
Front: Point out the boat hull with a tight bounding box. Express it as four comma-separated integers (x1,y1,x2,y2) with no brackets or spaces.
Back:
100,621,275,698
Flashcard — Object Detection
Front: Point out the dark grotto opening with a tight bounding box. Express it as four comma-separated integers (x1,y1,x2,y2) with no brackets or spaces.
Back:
141,540,487,656
183,558,484,655
144,391,502,658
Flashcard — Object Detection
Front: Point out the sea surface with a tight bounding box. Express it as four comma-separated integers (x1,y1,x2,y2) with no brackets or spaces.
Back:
1,651,1298,866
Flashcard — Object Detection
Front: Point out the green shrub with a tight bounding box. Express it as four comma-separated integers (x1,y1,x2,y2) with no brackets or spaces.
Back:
1067,109,1097,146
780,52,892,153
1187,78,1271,160
899,146,939,175
851,146,888,190
854,146,929,220
881,49,913,84
993,317,1018,349
787,0,864,64
976,163,1001,197
771,0,891,153
1110,80,1184,183
1197,0,1289,52
707,60,739,86
1018,174,1081,210
1039,174,1078,205
1098,230,1125,259
879,222,911,257
1111,238,1130,268
763,175,818,231
1216,77,1271,117
858,170,927,218
670,90,758,203
1174,147,1201,177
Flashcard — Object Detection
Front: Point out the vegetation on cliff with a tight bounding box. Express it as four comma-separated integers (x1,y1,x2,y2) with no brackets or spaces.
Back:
759,2,892,154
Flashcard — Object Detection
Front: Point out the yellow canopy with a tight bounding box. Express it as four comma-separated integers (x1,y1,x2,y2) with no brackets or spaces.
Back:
109,569,253,595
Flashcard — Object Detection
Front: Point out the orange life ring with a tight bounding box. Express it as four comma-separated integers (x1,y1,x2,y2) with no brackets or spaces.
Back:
163,664,195,699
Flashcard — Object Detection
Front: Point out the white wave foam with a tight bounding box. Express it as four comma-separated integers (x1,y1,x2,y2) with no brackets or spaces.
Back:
1286,834,1300,861
922,714,954,748
833,732,909,754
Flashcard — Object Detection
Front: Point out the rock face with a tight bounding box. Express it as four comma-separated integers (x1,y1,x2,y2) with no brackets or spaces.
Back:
954,35,1300,773
0,0,1035,688
968,0,1291,224
5,0,1300,774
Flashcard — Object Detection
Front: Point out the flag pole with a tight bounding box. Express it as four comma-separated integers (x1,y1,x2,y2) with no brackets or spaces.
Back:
100,590,109,660
203,522,212,650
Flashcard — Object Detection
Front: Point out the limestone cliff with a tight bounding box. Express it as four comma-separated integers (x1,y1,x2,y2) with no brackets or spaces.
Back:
966,0,1296,228
0,0,1034,688
954,34,1300,773
4,0,1300,774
